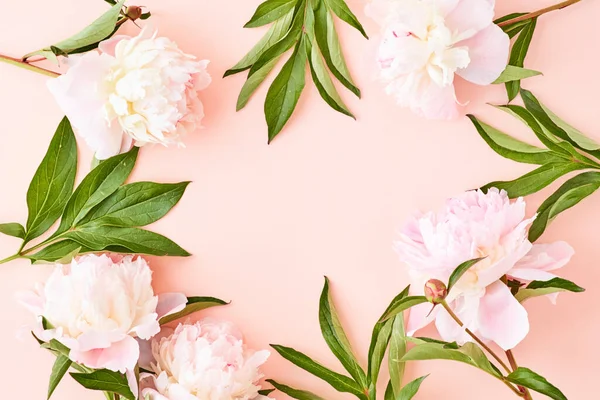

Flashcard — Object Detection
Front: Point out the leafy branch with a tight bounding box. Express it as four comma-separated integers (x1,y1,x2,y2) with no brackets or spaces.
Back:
469,89,600,241
225,0,367,143
0,117,190,265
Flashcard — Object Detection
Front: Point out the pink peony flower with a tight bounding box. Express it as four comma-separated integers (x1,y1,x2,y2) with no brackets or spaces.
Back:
47,27,211,159
365,0,509,119
140,319,272,400
17,254,187,372
395,189,574,350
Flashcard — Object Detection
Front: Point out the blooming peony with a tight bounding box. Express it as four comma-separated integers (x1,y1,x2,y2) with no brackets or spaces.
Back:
395,188,574,350
141,319,271,400
47,27,211,159
18,254,187,372
365,0,509,119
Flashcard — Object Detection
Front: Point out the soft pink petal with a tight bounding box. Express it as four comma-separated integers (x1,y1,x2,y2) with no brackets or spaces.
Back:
47,52,125,159
406,301,437,335
509,269,557,282
156,293,188,319
76,330,125,352
126,369,138,399
513,242,575,272
15,290,44,315
378,25,430,76
444,0,495,39
98,35,130,56
412,78,460,120
137,327,174,370
435,295,478,344
456,24,510,85
477,281,529,350
131,313,160,340
71,335,139,373
193,60,212,91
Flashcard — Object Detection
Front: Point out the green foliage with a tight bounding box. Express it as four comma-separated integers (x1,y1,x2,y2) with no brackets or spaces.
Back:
48,355,72,399
159,297,229,325
504,18,537,101
266,380,326,400
493,65,542,84
70,370,135,400
515,277,585,303
447,258,485,293
226,0,367,142
0,118,190,264
23,1,128,62
506,367,567,400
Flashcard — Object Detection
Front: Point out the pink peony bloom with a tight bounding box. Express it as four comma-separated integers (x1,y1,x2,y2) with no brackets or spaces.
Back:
47,27,211,159
17,254,187,372
365,0,509,119
140,319,272,400
395,189,574,350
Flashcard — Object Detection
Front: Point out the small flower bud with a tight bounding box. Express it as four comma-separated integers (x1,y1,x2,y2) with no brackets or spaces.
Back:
125,5,143,21
424,279,448,304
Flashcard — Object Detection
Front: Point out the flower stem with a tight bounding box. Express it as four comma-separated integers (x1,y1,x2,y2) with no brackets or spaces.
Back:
0,54,60,77
506,350,533,400
497,0,582,27
440,301,512,374
0,253,21,265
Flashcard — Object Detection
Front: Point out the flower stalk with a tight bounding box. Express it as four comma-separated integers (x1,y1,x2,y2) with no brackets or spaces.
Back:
0,54,59,77
506,350,533,400
497,0,582,27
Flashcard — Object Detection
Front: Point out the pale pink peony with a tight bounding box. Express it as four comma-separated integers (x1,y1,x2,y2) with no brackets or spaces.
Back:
140,319,272,400
17,254,187,372
47,27,211,159
395,188,574,350
365,0,509,119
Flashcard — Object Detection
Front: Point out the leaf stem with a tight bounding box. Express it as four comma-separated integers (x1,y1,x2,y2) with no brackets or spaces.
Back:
497,0,582,27
0,54,60,77
506,350,533,400
0,253,21,265
440,301,512,374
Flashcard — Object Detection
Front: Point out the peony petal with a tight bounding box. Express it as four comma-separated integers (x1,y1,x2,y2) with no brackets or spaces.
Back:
47,52,125,159
156,293,188,319
444,0,495,40
98,35,130,56
509,269,557,282
15,290,44,315
71,335,139,373
456,24,510,85
406,301,437,335
513,242,575,272
378,25,430,77
435,295,478,344
477,281,529,350
412,78,460,120
76,330,125,352
125,369,138,399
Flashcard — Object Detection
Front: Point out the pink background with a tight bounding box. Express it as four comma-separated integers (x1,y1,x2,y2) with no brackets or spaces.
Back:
0,0,598,398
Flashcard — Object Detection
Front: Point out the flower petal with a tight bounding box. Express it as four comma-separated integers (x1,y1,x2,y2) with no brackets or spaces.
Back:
98,35,130,56
70,335,139,372
456,24,510,85
435,295,478,344
477,281,529,350
156,292,188,319
444,0,495,40
513,242,575,272
406,301,437,335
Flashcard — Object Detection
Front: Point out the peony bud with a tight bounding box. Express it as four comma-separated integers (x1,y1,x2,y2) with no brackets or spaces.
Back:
125,5,143,20
424,279,448,304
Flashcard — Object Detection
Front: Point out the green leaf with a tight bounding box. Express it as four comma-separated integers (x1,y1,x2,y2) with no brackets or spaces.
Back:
24,1,125,60
481,162,586,198
366,316,393,388
270,344,367,399
447,258,485,293
396,375,428,400
0,223,25,238
494,13,529,38
70,369,135,400
506,367,567,400
324,0,368,38
64,226,190,256
55,148,138,236
401,342,501,378
79,181,189,228
388,315,407,397
307,37,354,118
505,18,537,101
516,278,585,303
467,115,560,165
384,381,394,400
248,0,305,76
159,296,229,325
226,8,294,77
409,337,459,349
265,36,307,143
244,0,297,28
266,380,326,400
319,277,368,389
521,89,600,151
25,117,77,243
493,65,542,84
27,240,86,264
236,57,281,111
48,355,72,399
258,388,276,396
379,295,428,322
529,172,600,241
314,0,360,97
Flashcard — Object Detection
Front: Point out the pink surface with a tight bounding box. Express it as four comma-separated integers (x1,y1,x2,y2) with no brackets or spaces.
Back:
0,0,598,398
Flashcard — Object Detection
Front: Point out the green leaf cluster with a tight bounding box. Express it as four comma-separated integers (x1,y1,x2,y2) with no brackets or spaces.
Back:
469,88,600,240
0,117,190,264
225,0,367,143
23,1,147,63
267,278,427,400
